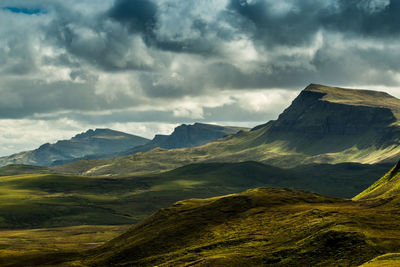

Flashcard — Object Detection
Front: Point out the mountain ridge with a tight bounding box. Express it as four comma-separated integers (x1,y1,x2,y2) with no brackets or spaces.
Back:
0,128,150,167
48,123,249,165
48,84,400,176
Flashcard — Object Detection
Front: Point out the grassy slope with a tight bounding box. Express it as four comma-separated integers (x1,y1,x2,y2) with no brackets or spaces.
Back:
354,161,400,200
360,253,400,267
0,225,130,267
0,162,389,229
61,187,400,266
0,164,53,176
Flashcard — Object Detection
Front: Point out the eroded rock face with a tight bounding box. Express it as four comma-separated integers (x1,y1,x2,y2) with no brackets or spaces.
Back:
272,90,396,136
116,123,248,156
265,90,400,154
161,123,239,149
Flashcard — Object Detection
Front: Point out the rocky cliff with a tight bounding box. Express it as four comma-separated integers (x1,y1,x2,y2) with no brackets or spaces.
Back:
263,84,400,154
115,122,249,156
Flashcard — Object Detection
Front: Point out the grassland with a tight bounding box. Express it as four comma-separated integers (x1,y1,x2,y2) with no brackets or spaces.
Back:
0,225,130,267
0,161,390,229
0,160,399,266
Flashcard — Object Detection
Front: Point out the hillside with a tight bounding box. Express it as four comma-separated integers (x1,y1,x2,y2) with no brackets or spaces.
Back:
0,129,149,167
59,187,400,266
51,84,400,176
0,162,389,229
354,160,400,201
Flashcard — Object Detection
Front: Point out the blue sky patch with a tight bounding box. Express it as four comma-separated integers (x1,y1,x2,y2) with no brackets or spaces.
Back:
3,7,46,15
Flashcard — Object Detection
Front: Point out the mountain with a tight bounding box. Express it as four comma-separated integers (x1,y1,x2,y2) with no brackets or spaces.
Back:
65,187,400,266
0,128,150,167
259,84,400,154
51,84,400,176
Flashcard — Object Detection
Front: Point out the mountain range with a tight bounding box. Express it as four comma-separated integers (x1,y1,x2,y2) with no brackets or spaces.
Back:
0,123,246,168
43,84,400,176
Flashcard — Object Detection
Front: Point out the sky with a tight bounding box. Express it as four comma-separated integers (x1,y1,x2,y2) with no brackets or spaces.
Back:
0,0,400,156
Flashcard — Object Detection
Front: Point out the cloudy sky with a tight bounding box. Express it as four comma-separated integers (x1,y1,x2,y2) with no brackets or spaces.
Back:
0,0,399,156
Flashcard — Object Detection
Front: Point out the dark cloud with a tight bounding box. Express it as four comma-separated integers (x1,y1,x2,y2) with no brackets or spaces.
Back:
323,0,400,37
108,0,157,35
227,0,399,48
0,79,143,119
227,0,324,46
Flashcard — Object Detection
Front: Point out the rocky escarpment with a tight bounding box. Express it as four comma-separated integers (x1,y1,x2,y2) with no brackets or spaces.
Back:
264,84,400,154
115,123,249,156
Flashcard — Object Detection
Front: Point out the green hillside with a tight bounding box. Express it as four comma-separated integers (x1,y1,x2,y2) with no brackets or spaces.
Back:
48,84,400,176
0,161,389,229
354,160,400,200
59,187,400,266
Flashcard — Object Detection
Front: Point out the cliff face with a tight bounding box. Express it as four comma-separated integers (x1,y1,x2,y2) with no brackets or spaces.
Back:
116,123,249,156
160,123,246,149
263,85,400,154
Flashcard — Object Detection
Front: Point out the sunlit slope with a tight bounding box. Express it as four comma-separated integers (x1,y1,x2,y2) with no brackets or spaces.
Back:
52,84,400,176
76,187,400,266
354,160,400,200
360,253,400,267
0,162,389,228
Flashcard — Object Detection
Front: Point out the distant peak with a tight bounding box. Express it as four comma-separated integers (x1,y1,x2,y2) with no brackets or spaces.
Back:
93,128,113,133
73,128,124,139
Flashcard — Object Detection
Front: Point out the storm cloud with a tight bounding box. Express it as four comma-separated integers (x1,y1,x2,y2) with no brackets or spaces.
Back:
0,0,399,155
